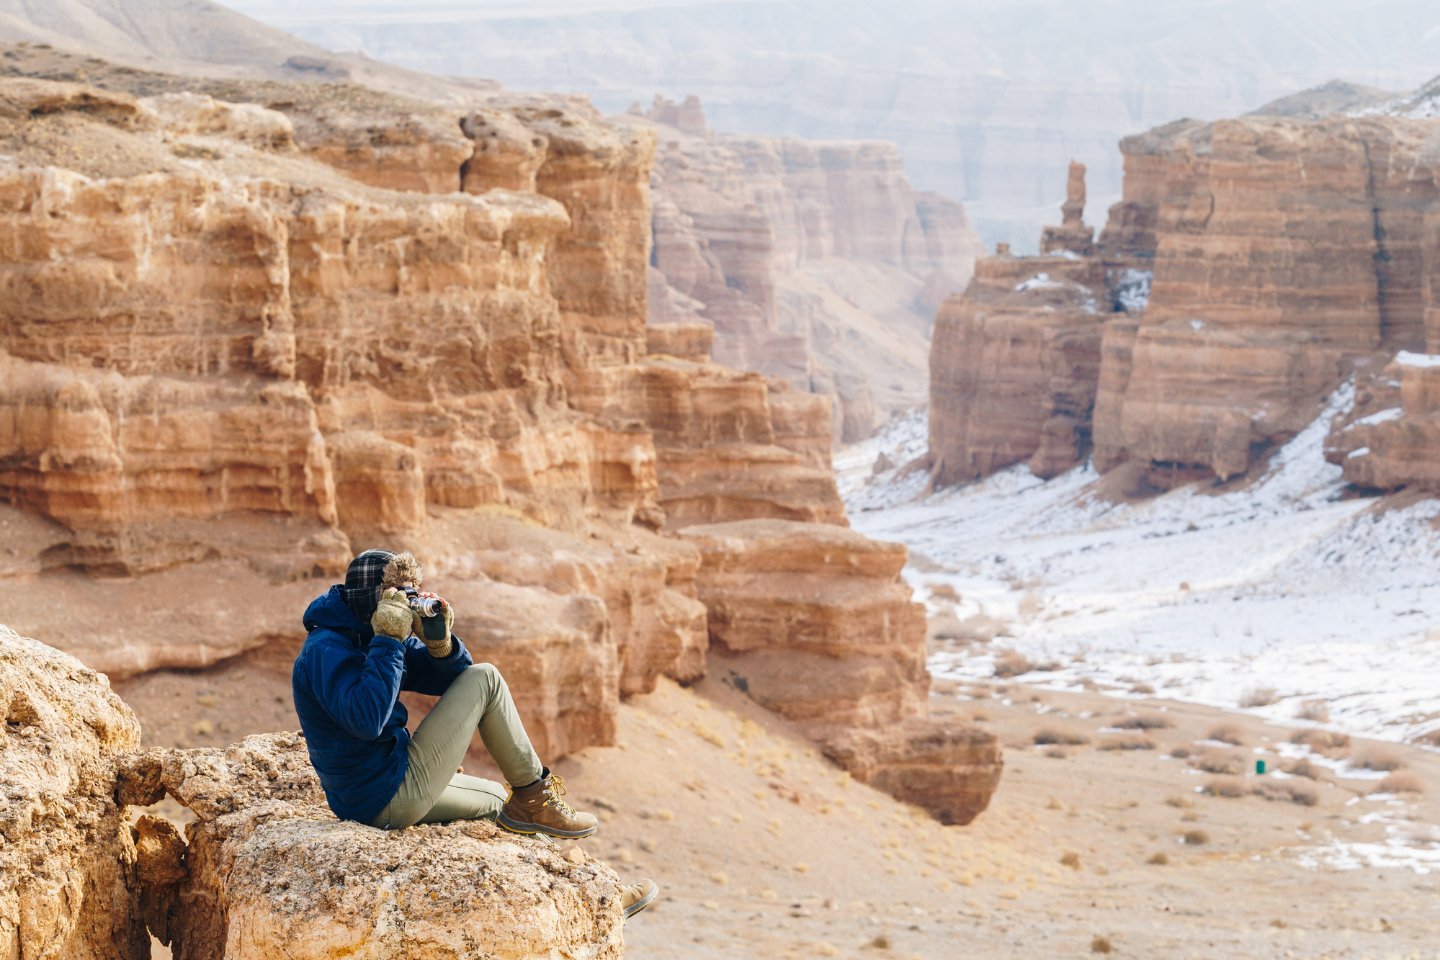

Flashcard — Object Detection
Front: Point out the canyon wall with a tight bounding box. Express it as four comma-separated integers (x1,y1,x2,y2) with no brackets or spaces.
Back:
930,98,1440,491
0,60,998,821
632,96,985,443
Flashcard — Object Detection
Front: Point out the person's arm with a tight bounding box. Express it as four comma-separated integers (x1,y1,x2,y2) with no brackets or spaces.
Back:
402,634,473,696
310,636,407,740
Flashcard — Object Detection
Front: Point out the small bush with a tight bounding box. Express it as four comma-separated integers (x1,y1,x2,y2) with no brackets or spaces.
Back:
1283,758,1323,780
993,649,1034,678
1193,749,1245,776
1181,829,1210,845
1239,687,1279,708
1376,771,1426,795
1042,746,1070,760
1167,743,1193,760
1034,726,1091,746
1295,699,1331,723
1130,682,1156,695
1060,851,1082,870
1113,712,1173,731
1163,795,1193,809
1147,852,1169,865
1353,745,1405,772
1291,729,1349,754
1091,936,1114,954
1202,777,1247,799
1255,780,1318,807
1206,723,1245,745
1099,735,1156,751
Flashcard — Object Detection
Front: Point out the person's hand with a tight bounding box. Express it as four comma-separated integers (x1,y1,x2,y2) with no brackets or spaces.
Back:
412,593,455,658
370,587,414,641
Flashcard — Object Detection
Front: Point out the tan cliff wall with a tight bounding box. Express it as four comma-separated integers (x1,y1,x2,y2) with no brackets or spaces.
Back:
0,65,999,820
930,108,1440,490
631,96,986,443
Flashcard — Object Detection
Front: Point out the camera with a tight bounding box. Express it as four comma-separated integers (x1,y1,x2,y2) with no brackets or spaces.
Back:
402,587,442,618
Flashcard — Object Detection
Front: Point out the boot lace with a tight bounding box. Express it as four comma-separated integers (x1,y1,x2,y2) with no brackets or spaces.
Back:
544,773,580,816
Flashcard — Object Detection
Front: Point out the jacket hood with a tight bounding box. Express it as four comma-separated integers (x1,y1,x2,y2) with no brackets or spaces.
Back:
304,585,372,643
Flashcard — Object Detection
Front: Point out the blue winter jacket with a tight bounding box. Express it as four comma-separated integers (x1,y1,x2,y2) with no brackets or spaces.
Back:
292,585,473,824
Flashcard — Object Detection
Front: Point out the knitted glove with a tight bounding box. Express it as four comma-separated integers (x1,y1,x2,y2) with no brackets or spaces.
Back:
371,587,414,641
412,597,456,659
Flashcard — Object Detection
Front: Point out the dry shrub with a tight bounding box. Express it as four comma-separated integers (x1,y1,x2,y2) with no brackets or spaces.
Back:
1295,699,1331,723
992,649,1034,678
866,933,893,950
1164,795,1193,809
1413,729,1440,748
1091,936,1114,954
1255,780,1318,807
1206,723,1245,745
1034,726,1091,746
1099,735,1156,752
1147,852,1169,865
958,614,1007,644
1130,682,1157,695
928,584,960,603
1042,747,1071,760
1113,712,1173,731
1059,851,1081,870
1193,749,1245,776
1202,776,1247,799
1353,745,1405,772
1290,729,1349,754
1168,743,1193,760
1239,687,1279,708
1283,758,1323,781
1181,829,1210,845
1376,771,1426,795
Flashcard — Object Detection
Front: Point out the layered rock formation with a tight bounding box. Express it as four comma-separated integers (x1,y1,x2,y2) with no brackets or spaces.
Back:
0,61,999,821
631,96,986,442
679,520,1002,824
932,102,1440,490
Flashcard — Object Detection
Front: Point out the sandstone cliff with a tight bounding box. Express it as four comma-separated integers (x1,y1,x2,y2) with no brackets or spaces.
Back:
679,520,1002,824
631,96,985,442
930,98,1440,491
0,59,999,821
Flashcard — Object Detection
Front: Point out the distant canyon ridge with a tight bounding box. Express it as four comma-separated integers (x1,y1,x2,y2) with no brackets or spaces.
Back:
928,74,1440,495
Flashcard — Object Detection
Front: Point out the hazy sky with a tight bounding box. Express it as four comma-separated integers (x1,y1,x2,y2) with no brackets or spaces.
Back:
217,0,1440,248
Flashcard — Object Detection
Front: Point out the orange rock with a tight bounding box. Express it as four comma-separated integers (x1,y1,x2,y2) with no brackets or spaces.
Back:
680,519,1002,823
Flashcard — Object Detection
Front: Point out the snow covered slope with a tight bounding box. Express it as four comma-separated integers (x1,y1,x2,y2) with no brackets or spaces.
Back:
840,391,1440,746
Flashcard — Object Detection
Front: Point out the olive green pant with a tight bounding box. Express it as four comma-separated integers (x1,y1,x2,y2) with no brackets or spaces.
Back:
369,662,545,830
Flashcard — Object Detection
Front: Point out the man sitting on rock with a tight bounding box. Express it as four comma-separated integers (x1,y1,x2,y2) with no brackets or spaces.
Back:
293,547,657,920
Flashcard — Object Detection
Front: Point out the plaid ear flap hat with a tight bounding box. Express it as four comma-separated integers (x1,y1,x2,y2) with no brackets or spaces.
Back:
341,548,396,621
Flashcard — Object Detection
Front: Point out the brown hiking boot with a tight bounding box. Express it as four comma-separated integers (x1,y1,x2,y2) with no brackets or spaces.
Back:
497,770,598,838
621,879,659,920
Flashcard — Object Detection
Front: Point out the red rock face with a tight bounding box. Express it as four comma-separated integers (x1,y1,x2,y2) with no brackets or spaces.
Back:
932,112,1440,489
633,97,985,442
679,520,1002,825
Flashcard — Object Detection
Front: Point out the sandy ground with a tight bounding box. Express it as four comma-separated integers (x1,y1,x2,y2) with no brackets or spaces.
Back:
121,649,1440,960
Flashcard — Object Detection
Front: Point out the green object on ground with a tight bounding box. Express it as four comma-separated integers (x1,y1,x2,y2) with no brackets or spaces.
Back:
1255,759,1266,775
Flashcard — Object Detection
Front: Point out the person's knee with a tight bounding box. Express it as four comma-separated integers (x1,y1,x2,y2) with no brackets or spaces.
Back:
461,662,502,694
